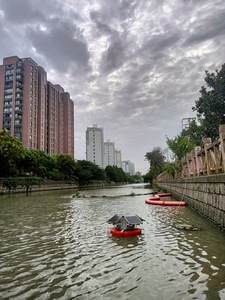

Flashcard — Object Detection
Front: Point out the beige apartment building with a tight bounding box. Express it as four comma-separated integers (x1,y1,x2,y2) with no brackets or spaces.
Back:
0,55,74,158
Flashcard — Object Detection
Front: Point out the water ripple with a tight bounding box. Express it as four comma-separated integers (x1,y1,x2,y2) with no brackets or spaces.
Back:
1,187,225,299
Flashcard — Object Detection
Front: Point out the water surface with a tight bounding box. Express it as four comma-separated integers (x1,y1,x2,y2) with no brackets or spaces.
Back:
0,184,225,299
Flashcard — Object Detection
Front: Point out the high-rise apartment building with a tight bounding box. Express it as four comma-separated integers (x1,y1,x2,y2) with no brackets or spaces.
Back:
86,124,104,168
115,149,122,168
58,89,74,157
37,66,47,151
0,55,74,157
104,140,115,168
0,56,42,149
122,160,135,175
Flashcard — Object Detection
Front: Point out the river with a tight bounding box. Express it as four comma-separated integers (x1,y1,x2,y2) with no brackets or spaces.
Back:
0,184,225,300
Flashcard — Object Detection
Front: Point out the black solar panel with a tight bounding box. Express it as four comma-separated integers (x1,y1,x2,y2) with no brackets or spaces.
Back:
107,214,144,224
124,215,144,224
107,214,121,224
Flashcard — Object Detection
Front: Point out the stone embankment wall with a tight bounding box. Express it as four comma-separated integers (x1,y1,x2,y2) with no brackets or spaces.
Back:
0,180,119,195
0,182,79,195
157,174,225,230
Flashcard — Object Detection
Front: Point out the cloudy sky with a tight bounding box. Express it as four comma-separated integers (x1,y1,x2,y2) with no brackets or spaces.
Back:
1,0,225,173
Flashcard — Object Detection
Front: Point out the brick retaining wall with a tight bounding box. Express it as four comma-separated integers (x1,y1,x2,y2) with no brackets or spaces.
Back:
156,174,225,230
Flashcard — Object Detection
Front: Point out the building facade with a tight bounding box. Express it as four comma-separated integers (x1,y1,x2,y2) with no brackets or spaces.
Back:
0,55,74,157
86,124,104,168
104,140,115,168
115,149,122,168
122,160,135,176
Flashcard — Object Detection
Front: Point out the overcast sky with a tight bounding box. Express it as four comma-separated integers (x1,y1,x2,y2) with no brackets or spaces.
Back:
1,0,225,173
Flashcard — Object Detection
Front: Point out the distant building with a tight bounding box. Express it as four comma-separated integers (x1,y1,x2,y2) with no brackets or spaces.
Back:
122,160,135,176
0,55,74,157
115,149,122,168
104,140,115,168
86,124,104,168
135,171,142,177
182,117,196,130
86,124,136,173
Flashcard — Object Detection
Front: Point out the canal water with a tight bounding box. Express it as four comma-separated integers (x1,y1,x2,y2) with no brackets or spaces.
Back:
0,184,225,300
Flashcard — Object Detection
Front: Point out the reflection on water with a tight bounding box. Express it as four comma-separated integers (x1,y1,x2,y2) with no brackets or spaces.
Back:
0,184,225,300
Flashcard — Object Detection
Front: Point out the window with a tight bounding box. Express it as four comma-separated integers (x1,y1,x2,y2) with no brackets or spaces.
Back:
5,88,13,94
5,70,14,75
5,75,13,81
4,95,12,100
6,64,13,68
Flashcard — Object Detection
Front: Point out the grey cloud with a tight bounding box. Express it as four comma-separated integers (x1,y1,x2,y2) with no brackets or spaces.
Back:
26,18,90,72
98,0,138,22
0,0,225,173
184,10,225,45
140,30,181,59
90,11,114,35
90,0,138,36
1,0,81,26
1,0,46,24
101,33,127,72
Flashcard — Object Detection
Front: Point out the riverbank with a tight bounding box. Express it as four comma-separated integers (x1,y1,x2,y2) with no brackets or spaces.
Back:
0,179,134,195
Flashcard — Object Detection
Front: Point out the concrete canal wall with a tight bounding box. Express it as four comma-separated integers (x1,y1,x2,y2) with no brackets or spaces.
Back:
156,174,225,230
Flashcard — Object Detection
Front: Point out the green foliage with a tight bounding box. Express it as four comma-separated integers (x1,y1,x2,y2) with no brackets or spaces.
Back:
142,170,155,183
181,120,204,147
46,168,64,180
3,177,43,194
145,147,165,179
163,162,175,177
166,134,195,161
21,149,55,177
0,129,25,177
105,165,127,183
193,64,225,140
75,160,107,185
128,175,143,183
55,154,77,180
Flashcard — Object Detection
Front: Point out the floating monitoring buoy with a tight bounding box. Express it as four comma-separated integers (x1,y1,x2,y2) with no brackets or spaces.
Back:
107,214,144,237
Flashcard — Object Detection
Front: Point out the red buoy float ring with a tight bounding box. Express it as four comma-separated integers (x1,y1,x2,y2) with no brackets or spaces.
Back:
110,227,142,237
145,197,186,206
155,193,171,197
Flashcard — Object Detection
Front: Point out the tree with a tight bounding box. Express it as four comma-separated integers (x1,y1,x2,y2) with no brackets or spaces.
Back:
166,134,195,161
0,129,25,177
105,165,127,183
193,64,225,140
21,149,55,178
181,120,204,148
75,160,106,185
55,154,77,180
145,147,165,180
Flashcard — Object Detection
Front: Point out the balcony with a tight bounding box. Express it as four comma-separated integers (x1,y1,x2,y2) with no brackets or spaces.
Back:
5,76,13,82
16,82,23,88
16,68,24,75
5,64,14,69
15,93,23,99
4,89,13,95
3,102,12,108
16,75,23,82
